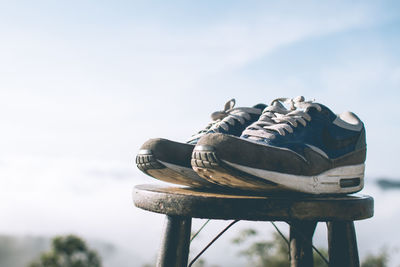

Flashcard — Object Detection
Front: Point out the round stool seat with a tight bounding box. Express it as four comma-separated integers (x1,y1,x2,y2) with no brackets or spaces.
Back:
133,184,374,221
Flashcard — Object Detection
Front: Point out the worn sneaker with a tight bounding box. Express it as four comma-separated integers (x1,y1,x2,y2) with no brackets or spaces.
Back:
192,96,366,194
136,99,267,187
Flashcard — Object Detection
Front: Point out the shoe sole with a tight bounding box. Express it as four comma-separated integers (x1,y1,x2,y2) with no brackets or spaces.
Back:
191,148,364,194
191,150,282,192
136,150,215,188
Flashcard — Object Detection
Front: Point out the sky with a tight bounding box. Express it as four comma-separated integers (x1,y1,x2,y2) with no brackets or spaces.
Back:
0,1,400,266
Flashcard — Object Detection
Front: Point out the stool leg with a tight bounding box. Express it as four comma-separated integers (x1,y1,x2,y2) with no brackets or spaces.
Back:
289,221,317,267
327,221,359,267
156,215,192,267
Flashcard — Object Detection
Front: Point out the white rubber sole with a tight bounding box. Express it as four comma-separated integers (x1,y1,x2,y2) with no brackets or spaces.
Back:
222,160,365,194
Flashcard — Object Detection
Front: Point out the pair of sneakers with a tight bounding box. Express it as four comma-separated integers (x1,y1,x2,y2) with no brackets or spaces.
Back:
136,97,366,195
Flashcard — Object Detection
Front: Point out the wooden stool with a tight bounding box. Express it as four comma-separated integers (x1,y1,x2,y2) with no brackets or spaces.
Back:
133,184,374,267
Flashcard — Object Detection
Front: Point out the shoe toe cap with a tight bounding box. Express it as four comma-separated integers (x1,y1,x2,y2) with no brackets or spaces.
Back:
139,138,194,167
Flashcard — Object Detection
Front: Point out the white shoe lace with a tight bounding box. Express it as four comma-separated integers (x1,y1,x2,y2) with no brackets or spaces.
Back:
188,99,262,142
243,96,321,139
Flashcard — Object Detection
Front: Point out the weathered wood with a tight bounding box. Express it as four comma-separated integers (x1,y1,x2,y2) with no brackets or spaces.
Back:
290,221,317,267
327,221,359,267
133,184,374,221
156,215,191,267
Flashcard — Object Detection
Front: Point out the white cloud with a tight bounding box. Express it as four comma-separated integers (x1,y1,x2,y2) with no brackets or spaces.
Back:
0,1,382,160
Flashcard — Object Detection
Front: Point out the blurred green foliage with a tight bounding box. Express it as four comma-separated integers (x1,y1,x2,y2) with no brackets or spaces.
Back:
232,229,327,267
29,235,102,267
361,248,389,267
233,228,388,267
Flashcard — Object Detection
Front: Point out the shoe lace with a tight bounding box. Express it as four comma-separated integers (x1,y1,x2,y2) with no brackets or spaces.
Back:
243,96,321,139
188,99,259,142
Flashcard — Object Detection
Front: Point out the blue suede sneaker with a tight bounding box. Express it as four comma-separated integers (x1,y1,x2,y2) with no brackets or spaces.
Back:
192,96,366,194
136,99,267,187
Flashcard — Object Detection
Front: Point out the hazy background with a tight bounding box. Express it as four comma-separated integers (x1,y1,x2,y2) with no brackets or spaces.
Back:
1,1,400,266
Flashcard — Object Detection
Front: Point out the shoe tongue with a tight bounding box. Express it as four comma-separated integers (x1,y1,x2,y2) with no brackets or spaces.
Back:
252,103,268,111
272,100,285,109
